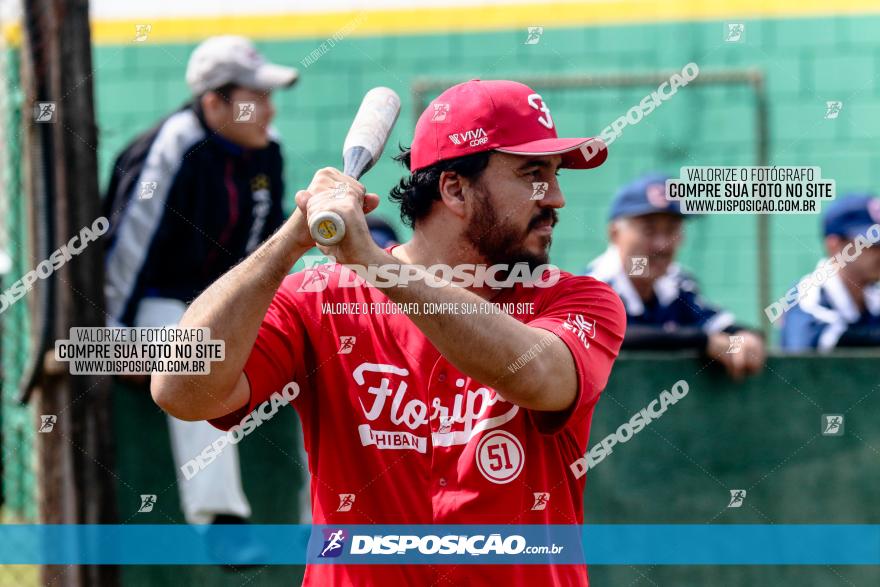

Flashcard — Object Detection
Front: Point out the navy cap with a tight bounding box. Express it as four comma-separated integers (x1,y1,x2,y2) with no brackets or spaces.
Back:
367,216,400,249
608,172,683,221
822,194,880,238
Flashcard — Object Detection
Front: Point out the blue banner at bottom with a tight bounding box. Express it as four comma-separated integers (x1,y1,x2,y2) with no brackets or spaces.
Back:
0,525,876,565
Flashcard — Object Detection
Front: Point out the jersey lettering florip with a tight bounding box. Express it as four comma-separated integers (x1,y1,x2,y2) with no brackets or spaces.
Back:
210,251,626,586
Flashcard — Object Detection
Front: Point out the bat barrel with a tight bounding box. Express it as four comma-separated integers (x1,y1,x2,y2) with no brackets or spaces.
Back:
307,87,401,247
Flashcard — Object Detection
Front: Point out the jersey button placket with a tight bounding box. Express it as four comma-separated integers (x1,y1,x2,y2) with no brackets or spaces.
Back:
429,361,454,522
432,374,452,494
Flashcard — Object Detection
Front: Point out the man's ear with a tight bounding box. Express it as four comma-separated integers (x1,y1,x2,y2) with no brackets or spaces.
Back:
608,220,618,244
200,91,226,117
825,234,845,257
438,170,467,219
673,217,685,246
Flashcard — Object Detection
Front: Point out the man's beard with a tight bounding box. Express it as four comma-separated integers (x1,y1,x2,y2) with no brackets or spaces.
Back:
463,185,558,272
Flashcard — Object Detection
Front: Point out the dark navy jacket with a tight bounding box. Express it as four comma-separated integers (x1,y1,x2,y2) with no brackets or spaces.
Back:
779,260,880,351
103,102,285,326
586,246,740,350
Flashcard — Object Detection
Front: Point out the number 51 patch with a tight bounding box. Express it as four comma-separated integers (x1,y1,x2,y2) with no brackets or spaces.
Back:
475,430,524,484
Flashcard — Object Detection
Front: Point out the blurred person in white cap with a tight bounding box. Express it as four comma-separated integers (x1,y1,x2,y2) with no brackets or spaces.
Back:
102,35,298,565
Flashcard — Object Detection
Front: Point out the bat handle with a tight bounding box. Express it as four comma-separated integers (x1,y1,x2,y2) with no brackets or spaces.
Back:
309,211,346,246
308,148,371,246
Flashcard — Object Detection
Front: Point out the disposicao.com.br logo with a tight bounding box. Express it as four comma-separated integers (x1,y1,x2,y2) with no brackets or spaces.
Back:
296,255,561,292
314,531,564,559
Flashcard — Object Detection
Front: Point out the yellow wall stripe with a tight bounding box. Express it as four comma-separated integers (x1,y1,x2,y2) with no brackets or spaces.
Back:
4,0,880,47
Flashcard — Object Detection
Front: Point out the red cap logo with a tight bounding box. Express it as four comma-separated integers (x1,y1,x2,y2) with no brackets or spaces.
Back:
410,79,607,172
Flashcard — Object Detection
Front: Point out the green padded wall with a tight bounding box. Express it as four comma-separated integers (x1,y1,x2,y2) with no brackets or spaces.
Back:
585,350,880,585
92,14,880,331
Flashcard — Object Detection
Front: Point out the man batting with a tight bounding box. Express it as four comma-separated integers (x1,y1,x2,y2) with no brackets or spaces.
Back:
152,79,626,585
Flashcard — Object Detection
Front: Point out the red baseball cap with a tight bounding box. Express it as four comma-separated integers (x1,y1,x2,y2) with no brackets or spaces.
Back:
410,79,608,172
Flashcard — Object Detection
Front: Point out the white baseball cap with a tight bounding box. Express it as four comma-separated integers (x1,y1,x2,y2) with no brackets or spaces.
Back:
186,35,299,96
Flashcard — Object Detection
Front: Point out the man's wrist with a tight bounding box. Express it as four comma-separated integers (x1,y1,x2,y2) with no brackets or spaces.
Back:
705,332,726,357
250,219,313,284
357,245,392,268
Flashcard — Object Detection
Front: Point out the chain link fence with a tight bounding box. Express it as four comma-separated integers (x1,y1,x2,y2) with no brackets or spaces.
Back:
1,1,39,584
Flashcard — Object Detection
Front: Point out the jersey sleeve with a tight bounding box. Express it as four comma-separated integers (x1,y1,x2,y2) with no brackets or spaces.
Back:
209,274,309,430
525,276,626,434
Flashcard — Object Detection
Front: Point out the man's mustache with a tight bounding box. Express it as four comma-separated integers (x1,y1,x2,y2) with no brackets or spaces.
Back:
528,210,558,231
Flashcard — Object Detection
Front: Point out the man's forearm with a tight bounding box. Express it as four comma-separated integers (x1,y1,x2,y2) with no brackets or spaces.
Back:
151,211,312,419
365,250,576,410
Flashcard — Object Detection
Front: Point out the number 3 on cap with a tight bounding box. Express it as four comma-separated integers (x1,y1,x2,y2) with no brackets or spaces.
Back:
527,93,554,130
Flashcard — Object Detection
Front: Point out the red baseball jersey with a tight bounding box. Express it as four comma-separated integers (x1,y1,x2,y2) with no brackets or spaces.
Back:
211,250,626,585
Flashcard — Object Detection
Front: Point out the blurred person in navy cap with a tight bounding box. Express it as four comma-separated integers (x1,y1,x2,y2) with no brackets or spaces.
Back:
779,194,880,351
366,215,400,248
586,172,765,380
